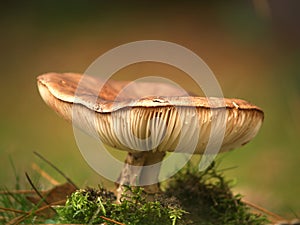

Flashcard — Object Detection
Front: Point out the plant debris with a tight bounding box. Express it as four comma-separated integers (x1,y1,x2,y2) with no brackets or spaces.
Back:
1,155,296,225
26,182,77,217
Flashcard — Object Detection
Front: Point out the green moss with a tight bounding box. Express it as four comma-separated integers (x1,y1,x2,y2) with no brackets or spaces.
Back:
164,162,270,225
56,162,269,225
56,186,186,225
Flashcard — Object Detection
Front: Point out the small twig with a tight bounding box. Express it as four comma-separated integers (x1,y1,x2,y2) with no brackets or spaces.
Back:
5,214,27,225
242,199,286,221
3,189,26,206
100,216,126,225
25,172,56,215
33,151,78,189
33,199,65,214
0,190,46,195
31,163,60,186
25,172,50,205
5,200,65,225
0,206,27,215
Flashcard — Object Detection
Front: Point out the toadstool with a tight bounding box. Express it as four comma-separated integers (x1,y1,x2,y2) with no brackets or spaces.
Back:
37,72,264,200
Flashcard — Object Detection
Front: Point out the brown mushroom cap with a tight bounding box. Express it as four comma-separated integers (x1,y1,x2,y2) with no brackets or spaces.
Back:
37,72,264,154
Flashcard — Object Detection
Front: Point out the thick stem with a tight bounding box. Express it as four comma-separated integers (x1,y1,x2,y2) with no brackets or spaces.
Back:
115,151,165,201
140,151,166,194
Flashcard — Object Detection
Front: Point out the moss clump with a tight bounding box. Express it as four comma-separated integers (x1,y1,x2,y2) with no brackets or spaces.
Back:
164,162,270,225
56,162,270,225
56,186,186,225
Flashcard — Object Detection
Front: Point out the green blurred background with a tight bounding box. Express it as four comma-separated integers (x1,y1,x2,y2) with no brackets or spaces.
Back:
0,0,299,218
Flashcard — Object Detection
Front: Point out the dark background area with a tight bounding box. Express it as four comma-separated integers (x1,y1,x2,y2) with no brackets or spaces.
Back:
0,0,299,217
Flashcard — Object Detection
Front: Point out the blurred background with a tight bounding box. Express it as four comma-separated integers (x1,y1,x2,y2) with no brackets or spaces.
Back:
0,0,299,218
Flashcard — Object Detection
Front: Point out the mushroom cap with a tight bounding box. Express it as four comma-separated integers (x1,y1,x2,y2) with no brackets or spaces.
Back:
37,72,264,154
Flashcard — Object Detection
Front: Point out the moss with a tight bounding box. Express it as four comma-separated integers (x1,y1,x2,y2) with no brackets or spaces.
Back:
56,161,269,225
56,186,186,225
164,161,270,225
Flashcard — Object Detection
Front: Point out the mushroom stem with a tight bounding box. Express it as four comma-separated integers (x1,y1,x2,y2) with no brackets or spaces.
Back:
115,151,166,201
140,151,166,194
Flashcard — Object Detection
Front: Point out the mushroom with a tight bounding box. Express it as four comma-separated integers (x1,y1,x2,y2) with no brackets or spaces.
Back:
37,72,264,199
